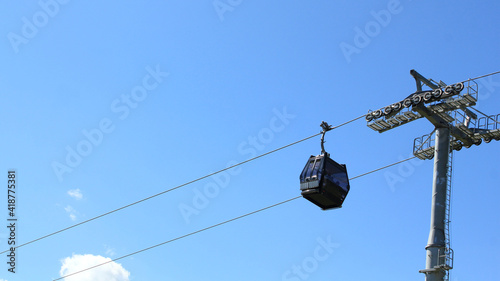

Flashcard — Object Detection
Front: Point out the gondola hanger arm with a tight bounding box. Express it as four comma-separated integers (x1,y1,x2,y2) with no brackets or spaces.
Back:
320,121,333,155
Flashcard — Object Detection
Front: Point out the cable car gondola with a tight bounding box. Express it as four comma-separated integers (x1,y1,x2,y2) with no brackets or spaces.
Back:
299,122,350,210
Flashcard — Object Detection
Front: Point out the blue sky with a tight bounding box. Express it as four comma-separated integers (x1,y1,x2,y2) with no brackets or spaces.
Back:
1,0,499,280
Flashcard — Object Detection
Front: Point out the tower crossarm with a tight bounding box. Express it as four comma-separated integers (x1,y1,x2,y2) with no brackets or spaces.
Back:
413,104,450,128
413,104,475,147
410,69,440,90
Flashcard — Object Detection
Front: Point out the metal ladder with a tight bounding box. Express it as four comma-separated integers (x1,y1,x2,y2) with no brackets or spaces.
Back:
442,149,454,280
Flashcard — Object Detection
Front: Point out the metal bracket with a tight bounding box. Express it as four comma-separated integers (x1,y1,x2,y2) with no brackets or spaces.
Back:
320,121,332,155
410,69,440,91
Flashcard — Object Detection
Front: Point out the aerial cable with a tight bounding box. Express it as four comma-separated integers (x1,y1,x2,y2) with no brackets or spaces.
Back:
0,132,320,255
54,156,417,280
0,114,366,255
54,196,302,281
13,68,500,256
18,65,500,254
469,106,500,125
349,156,417,180
465,70,500,82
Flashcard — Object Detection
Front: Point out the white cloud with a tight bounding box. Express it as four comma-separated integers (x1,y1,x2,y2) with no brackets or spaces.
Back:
59,254,130,281
64,205,78,221
67,189,83,200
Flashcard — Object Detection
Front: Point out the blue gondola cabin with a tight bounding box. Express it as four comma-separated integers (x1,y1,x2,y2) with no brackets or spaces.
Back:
299,153,350,210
